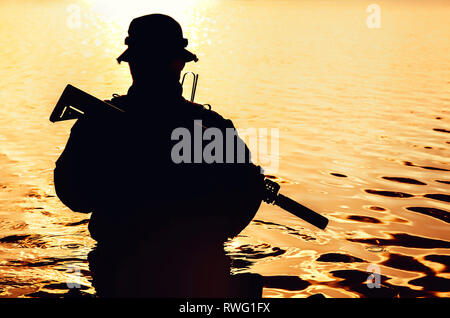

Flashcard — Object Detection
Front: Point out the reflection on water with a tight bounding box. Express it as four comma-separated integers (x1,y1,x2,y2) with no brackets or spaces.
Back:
0,0,449,298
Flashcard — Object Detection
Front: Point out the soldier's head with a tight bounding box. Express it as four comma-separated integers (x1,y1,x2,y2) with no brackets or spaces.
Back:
117,14,198,83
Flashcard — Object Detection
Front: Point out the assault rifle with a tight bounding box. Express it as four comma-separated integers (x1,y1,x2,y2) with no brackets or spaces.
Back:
50,79,329,230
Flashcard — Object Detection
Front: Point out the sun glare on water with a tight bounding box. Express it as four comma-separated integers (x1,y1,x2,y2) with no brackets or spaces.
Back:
82,0,210,29
75,0,213,60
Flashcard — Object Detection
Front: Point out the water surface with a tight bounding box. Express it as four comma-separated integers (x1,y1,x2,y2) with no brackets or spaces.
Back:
0,0,449,297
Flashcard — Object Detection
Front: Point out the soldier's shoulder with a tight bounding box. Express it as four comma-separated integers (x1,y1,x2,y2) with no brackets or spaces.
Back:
107,94,129,109
70,93,127,134
182,99,234,128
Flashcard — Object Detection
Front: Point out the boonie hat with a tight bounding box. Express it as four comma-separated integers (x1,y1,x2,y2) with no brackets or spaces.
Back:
117,14,198,64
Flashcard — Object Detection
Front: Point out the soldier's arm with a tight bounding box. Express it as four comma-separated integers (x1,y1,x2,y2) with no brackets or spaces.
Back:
207,113,266,238
54,119,98,213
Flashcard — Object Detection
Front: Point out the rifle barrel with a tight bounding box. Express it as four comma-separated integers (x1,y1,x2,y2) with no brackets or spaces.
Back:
274,194,328,230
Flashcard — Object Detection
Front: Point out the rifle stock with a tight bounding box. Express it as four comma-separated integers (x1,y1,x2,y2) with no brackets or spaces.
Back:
50,84,124,123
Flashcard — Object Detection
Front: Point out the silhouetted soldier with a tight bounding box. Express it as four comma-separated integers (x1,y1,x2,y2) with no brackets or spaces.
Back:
54,14,264,297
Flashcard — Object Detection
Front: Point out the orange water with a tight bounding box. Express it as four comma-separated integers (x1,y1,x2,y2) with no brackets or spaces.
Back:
0,0,449,298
